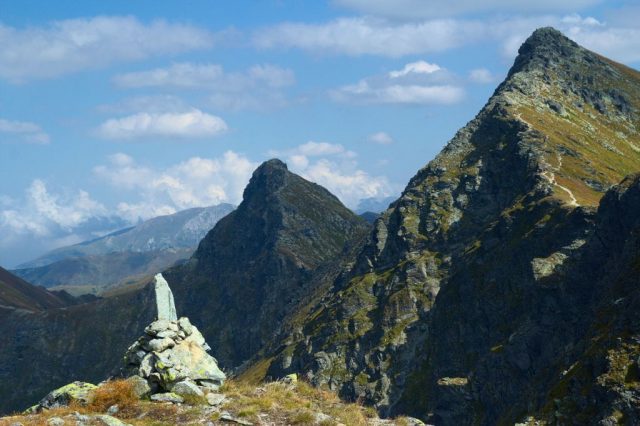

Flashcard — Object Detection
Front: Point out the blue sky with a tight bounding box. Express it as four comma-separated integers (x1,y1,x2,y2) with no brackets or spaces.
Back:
1,0,639,267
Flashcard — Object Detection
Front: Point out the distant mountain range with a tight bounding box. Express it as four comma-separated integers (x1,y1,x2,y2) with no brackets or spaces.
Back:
12,203,234,294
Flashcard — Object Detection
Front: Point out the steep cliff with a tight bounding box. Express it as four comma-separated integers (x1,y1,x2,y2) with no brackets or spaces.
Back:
262,27,640,424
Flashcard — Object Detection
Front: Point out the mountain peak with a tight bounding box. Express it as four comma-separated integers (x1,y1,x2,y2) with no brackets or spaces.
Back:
256,158,288,173
242,158,290,199
508,26,580,77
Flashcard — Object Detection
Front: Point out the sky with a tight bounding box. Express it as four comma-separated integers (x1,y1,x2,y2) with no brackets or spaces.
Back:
1,0,639,267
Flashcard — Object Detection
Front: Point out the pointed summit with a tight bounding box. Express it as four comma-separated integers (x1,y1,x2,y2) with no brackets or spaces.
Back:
508,26,581,76
242,158,291,201
165,161,369,367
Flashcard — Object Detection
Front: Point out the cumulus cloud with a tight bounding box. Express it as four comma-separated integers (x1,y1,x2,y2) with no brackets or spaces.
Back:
94,151,256,220
389,61,441,78
0,16,214,82
368,132,394,145
271,142,395,207
331,61,464,105
113,62,296,112
333,0,601,19
0,180,127,267
468,68,495,84
97,109,228,140
253,14,640,65
0,118,50,144
0,179,108,237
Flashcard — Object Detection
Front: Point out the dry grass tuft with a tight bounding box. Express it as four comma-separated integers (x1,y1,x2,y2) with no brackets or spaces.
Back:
87,379,139,418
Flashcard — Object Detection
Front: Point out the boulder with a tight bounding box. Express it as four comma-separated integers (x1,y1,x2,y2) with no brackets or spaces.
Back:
171,380,204,397
127,375,152,398
150,392,184,404
206,393,226,406
36,381,97,410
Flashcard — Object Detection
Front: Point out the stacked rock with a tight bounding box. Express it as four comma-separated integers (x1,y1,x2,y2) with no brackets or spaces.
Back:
120,274,226,400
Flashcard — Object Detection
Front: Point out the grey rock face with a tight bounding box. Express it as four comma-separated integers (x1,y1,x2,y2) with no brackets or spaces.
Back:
34,381,97,411
150,393,184,404
154,273,177,321
171,380,204,397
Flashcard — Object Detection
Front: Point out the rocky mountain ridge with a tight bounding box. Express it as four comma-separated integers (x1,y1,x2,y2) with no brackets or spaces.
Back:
249,27,640,424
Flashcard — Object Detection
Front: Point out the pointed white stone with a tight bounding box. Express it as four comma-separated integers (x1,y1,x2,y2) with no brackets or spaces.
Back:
154,273,177,321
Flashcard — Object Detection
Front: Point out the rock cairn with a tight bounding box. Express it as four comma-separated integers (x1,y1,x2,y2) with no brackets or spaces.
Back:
120,273,226,399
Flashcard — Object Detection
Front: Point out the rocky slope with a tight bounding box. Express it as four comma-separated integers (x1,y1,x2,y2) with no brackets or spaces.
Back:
0,282,156,415
0,267,70,312
255,27,640,424
12,204,234,294
165,159,370,368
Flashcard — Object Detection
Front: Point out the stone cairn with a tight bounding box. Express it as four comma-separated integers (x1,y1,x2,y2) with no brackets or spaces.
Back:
120,273,226,402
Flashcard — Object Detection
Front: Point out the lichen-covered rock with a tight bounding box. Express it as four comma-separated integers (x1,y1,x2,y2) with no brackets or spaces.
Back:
121,316,225,396
171,380,203,397
94,414,131,426
36,381,97,410
150,392,184,404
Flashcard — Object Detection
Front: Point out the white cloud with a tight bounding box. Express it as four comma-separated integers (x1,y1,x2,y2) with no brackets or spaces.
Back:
331,61,464,105
297,141,352,157
0,180,107,236
113,62,296,111
253,17,480,57
0,118,50,144
333,83,464,104
368,132,394,145
0,16,214,82
468,68,495,84
97,109,228,140
0,181,127,267
566,27,640,64
96,95,191,114
389,61,441,78
333,0,601,19
254,15,640,65
271,142,395,207
94,151,256,220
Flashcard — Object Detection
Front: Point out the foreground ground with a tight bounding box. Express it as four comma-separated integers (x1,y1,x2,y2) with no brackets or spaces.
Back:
0,379,423,426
